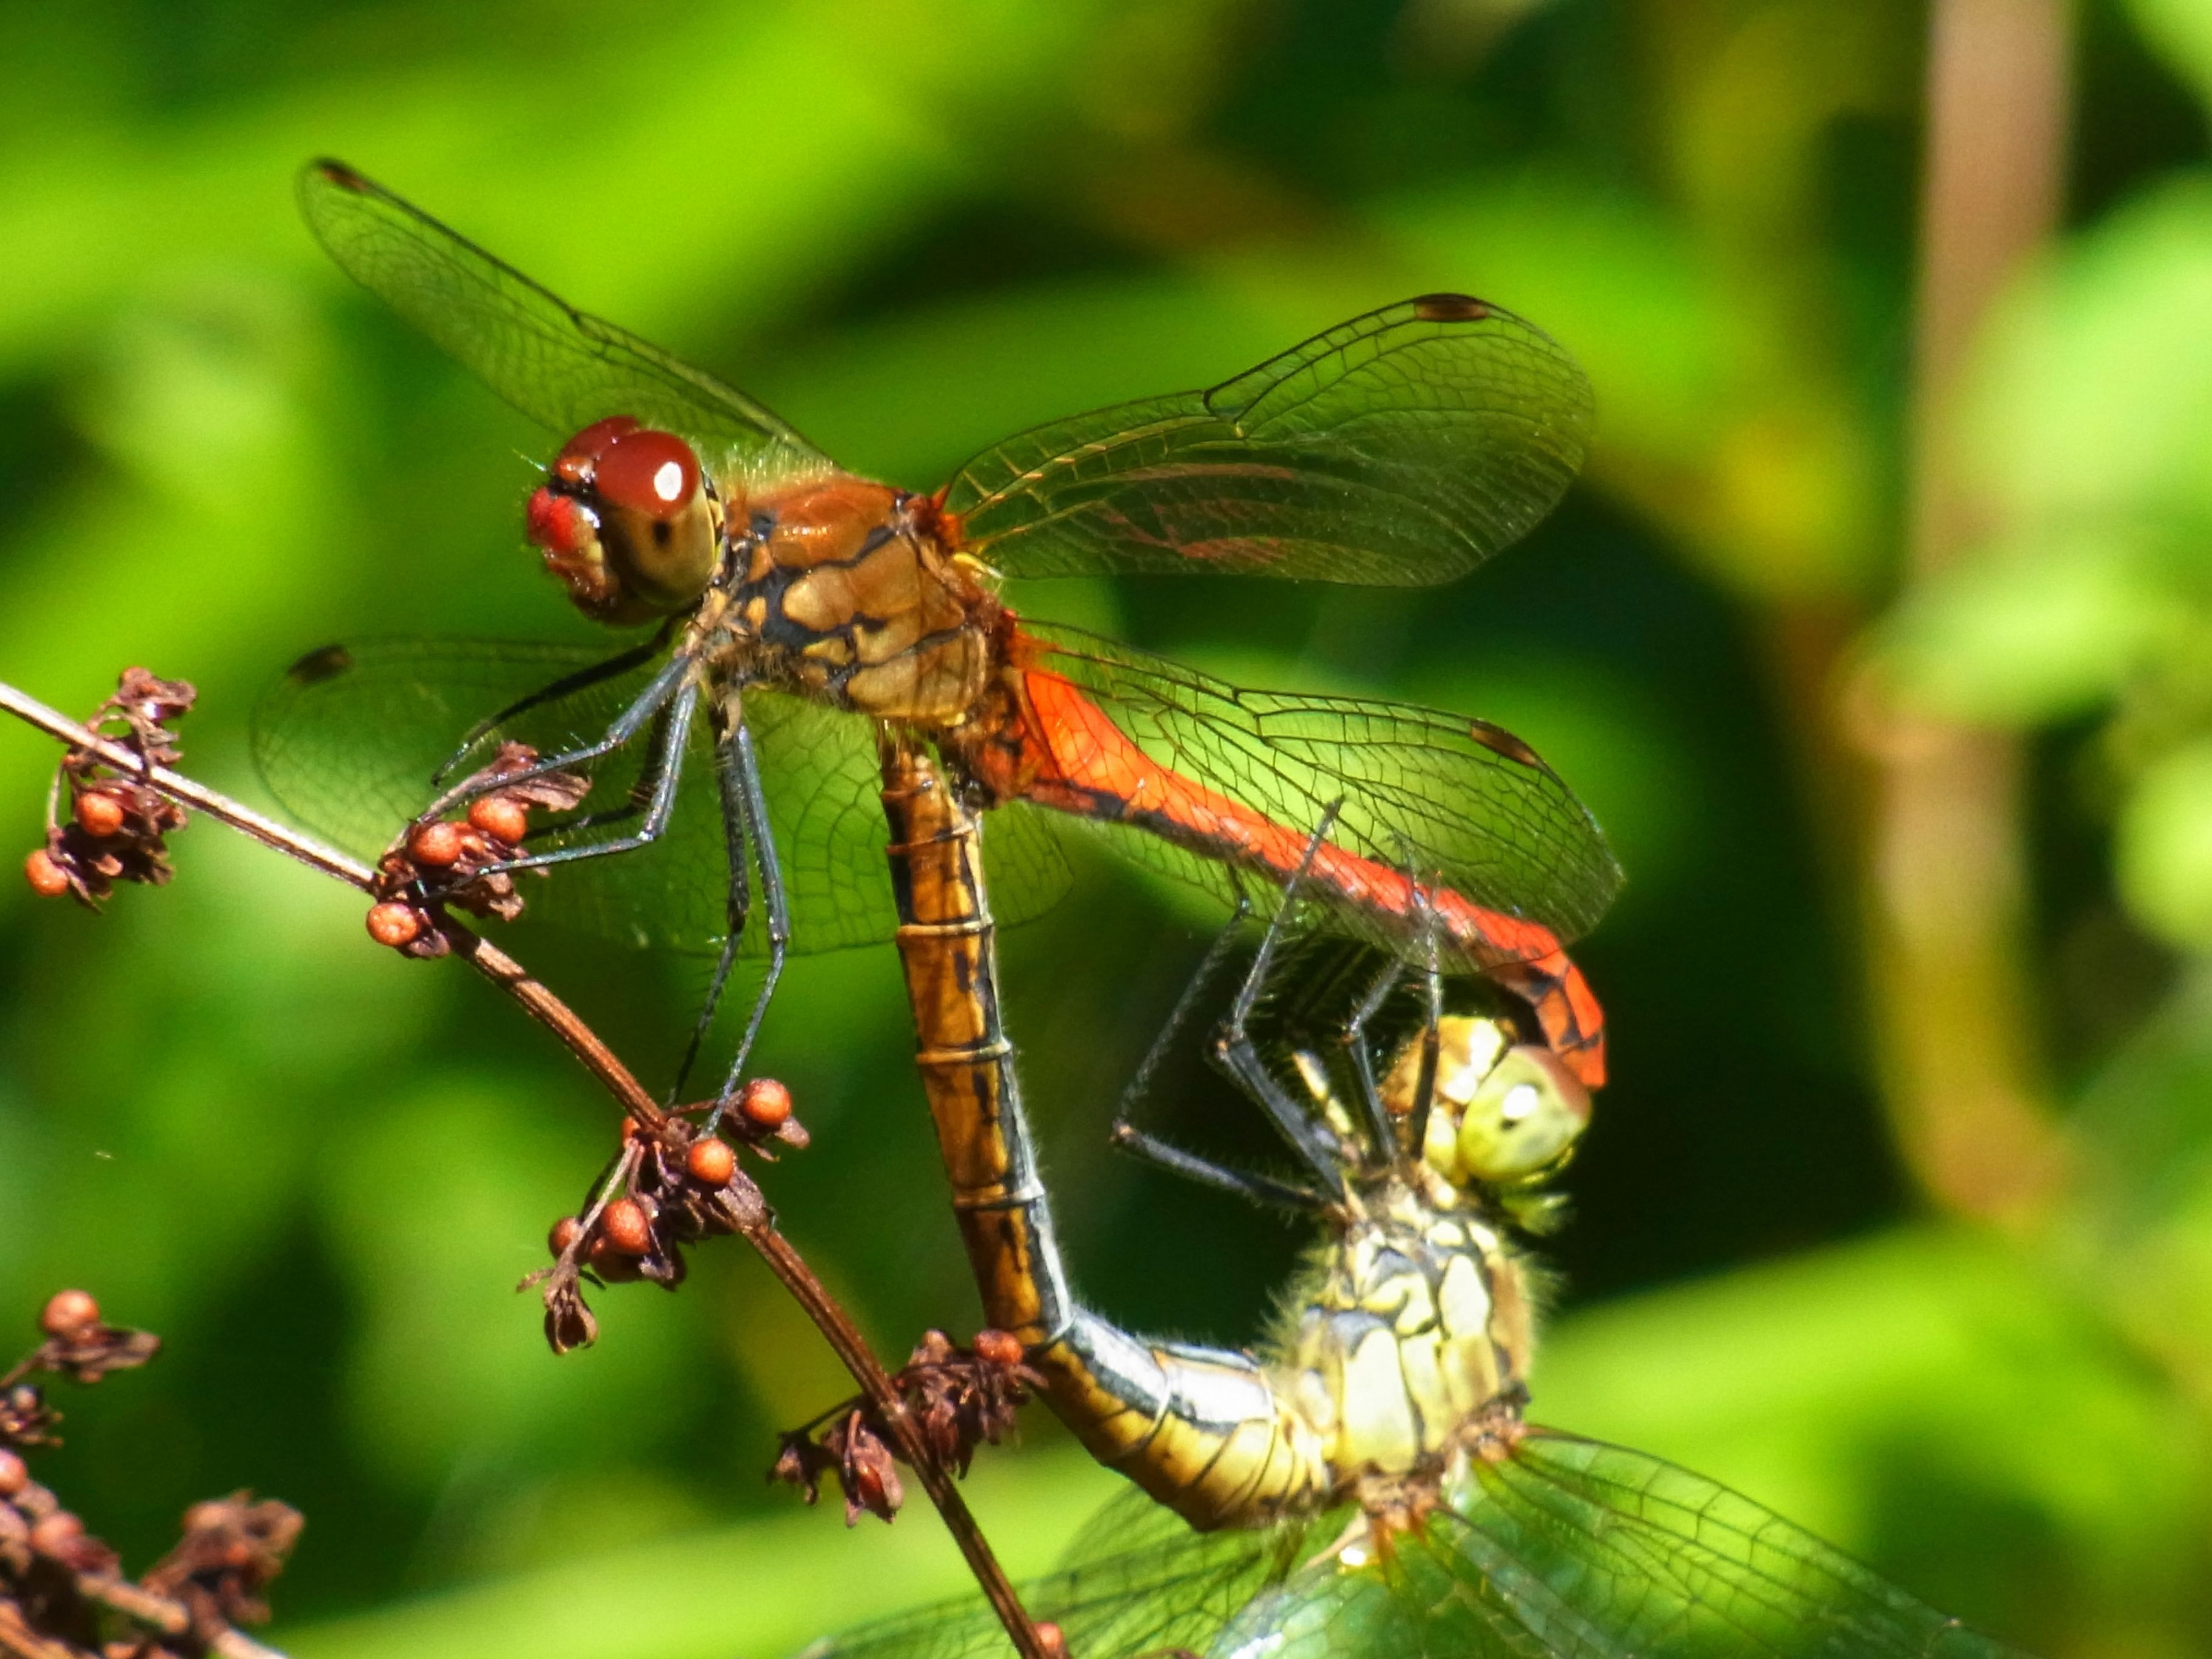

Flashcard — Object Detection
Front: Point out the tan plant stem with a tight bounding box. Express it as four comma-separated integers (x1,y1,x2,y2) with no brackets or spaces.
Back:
1865,0,2074,1220
0,679,1048,1659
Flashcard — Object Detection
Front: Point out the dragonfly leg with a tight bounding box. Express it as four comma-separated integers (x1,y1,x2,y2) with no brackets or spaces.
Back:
1340,957,1408,1166
1208,806,1350,1199
474,677,699,877
420,648,696,828
668,713,756,1105
1108,1121,1329,1214
1108,897,1251,1143
431,622,677,785
706,719,791,1119
1399,885,1447,1164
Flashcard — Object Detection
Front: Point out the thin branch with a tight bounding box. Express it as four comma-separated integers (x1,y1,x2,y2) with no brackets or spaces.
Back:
1,676,1050,1659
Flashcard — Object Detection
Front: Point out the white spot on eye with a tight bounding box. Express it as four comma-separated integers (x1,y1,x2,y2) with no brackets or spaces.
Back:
1501,1082,1540,1123
652,460,685,502
1338,1543,1370,1569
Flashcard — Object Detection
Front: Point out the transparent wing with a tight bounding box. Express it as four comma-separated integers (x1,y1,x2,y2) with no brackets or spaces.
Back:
1019,623,1620,957
943,296,1590,586
300,159,830,478
250,638,1070,955
797,1490,1299,1659
798,1441,2026,1659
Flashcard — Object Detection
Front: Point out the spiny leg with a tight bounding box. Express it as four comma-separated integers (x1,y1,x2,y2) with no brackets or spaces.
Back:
432,622,677,785
700,719,791,1130
1341,954,1408,1166
474,674,700,877
1400,881,1447,1165
1110,894,1252,1139
669,710,756,1104
1208,805,1350,1199
1107,1122,1329,1215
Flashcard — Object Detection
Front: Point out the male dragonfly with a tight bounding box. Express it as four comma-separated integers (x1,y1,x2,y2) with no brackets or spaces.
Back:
258,161,1617,1108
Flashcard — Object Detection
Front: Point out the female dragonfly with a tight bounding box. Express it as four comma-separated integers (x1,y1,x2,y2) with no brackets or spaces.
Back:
258,161,1618,1108
849,743,2027,1657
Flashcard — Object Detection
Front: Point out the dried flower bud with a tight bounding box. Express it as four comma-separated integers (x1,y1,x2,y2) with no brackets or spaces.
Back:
28,1509,83,1557
548,1216,583,1258
972,1329,1024,1367
73,789,127,837
686,1136,736,1187
39,1289,100,1339
739,1078,793,1129
0,1447,26,1496
1035,1621,1067,1659
365,901,424,948
24,848,69,897
468,795,531,844
601,1198,653,1256
409,820,466,868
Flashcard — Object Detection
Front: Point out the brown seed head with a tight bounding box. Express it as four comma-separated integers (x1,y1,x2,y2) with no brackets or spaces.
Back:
468,795,531,844
739,1077,793,1129
971,1329,1024,1367
602,1197,653,1256
39,1289,100,1339
365,901,424,948
73,789,127,837
685,1136,736,1187
549,1216,583,1257
24,848,70,898
1035,1621,1068,1659
0,1447,26,1496
409,819,466,867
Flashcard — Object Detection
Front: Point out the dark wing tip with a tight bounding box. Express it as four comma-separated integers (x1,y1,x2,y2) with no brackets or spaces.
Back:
1410,293,1492,323
305,157,370,193
1466,716,1546,771
284,643,355,687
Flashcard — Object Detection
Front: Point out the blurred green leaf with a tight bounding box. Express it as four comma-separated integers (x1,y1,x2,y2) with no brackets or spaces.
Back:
2118,739,2212,950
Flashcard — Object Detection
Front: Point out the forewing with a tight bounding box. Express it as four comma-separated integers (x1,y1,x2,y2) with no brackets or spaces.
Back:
300,160,830,478
943,296,1590,585
251,638,1069,956
1022,625,1620,956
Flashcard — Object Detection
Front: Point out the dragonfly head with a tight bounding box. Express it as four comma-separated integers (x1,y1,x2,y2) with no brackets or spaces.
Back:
527,417,722,624
1384,1016,1590,1190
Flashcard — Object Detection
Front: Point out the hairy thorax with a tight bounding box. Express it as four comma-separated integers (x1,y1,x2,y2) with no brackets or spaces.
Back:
1278,1182,1532,1492
710,477,1000,723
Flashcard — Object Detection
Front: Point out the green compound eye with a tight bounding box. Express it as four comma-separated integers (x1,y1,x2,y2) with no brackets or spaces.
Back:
1455,1044,1591,1183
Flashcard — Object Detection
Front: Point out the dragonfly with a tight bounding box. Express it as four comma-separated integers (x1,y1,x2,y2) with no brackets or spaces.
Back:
258,159,1619,1107
851,744,2028,1657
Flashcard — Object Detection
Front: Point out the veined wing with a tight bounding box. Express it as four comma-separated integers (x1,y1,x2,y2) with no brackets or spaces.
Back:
250,638,1070,955
1213,1432,2030,1659
797,1489,1299,1659
942,296,1590,586
1012,623,1620,960
300,160,831,481
798,1439,2028,1659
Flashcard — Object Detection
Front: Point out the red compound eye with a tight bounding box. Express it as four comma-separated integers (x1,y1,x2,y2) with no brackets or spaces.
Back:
526,487,595,556
595,428,701,519
551,415,640,483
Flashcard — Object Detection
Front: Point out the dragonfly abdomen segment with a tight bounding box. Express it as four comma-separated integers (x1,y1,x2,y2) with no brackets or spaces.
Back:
967,660,1609,1087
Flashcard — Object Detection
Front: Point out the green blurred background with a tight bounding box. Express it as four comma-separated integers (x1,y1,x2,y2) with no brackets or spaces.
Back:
4,0,2212,1654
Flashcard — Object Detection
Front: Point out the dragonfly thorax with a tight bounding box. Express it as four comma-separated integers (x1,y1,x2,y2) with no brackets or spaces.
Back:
718,476,1002,722
1276,1183,1530,1500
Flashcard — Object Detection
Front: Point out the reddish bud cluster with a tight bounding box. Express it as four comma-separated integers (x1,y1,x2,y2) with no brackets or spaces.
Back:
22,668,199,909
1,1290,300,1658
771,1329,1042,1525
528,1090,807,1355
364,743,591,957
